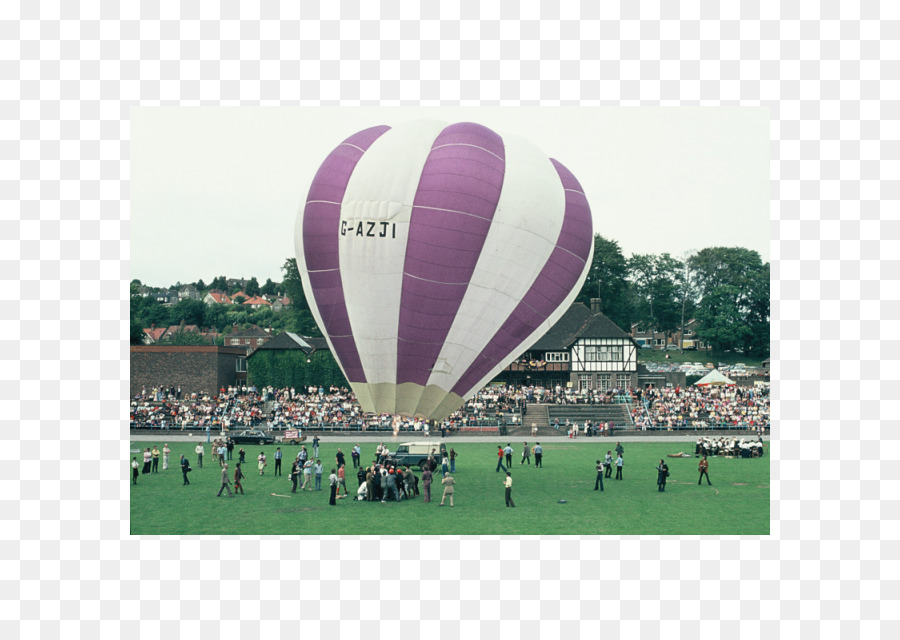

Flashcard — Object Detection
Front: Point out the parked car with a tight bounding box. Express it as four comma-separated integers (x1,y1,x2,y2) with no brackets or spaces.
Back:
386,441,447,471
228,429,276,445
666,344,680,350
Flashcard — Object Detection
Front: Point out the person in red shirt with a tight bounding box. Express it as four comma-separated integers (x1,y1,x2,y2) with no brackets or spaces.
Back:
495,446,507,473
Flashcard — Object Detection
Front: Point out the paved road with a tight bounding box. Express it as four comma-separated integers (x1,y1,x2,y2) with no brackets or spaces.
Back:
129,432,768,445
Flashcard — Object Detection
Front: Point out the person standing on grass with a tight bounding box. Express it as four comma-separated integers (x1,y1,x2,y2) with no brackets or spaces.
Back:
301,459,313,491
366,467,375,502
657,459,669,492
313,435,320,459
274,448,283,476
422,466,433,503
521,442,531,465
336,448,346,470
234,462,245,495
162,444,170,470
352,444,361,469
314,459,324,491
180,454,190,485
449,448,457,473
441,452,449,477
533,443,543,468
615,453,623,480
151,445,160,473
290,460,300,493
594,460,605,491
504,443,513,468
495,446,507,473
504,472,515,507
239,448,246,465
131,457,139,485
615,442,624,458
226,438,234,460
217,464,233,497
698,456,711,485
258,451,267,476
440,472,455,507
195,443,204,468
142,448,152,474
604,451,613,478
337,464,348,496
328,468,338,505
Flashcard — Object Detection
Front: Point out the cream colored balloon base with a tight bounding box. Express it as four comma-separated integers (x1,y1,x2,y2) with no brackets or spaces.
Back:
351,382,466,422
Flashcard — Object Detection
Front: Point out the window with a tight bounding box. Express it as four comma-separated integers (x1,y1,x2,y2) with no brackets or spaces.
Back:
546,352,569,362
578,374,592,391
235,357,247,373
616,374,630,389
584,346,597,361
598,345,623,361
598,374,612,391
230,338,240,346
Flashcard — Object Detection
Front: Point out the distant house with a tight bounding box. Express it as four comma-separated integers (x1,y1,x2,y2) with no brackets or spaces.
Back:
203,290,232,305
222,324,272,354
249,331,317,356
142,325,167,344
159,324,200,342
226,278,249,290
271,296,292,312
230,291,249,305
154,289,178,305
178,284,201,300
241,295,272,310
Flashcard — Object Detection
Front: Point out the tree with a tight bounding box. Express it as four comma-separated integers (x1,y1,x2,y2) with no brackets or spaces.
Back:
260,278,277,296
281,258,309,313
574,234,632,330
195,278,206,290
210,276,228,291
231,293,248,306
171,330,213,346
687,247,769,355
245,277,260,297
170,298,206,327
627,253,683,340
130,319,145,345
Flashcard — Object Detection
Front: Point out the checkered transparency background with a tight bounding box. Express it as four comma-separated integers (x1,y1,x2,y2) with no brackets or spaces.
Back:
1,0,894,637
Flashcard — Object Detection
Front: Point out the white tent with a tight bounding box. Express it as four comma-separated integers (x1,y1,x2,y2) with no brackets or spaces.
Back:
694,369,736,386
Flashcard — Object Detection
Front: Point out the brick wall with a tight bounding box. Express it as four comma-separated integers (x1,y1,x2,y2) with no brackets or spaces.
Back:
130,346,247,397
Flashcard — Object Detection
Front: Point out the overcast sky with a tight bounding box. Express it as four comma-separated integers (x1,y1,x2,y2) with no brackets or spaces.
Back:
131,107,768,288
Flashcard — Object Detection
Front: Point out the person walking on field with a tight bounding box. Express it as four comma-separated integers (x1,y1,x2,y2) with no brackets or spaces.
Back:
162,444,170,470
698,456,712,485
217,464,234,497
504,472,515,507
504,443,513,468
290,460,300,493
234,462,245,494
440,473,455,507
521,442,530,465
594,460,605,491
533,443,543,468
131,457,139,485
180,454,190,485
604,451,613,478
495,446,507,473
615,453,623,480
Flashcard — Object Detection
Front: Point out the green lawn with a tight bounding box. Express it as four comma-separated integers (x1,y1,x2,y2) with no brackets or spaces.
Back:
129,441,770,535
638,349,765,368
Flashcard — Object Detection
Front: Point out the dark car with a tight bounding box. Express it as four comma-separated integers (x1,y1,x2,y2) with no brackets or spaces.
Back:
229,429,276,445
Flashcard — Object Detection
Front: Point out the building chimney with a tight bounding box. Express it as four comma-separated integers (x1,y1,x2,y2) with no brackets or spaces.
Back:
590,297,602,314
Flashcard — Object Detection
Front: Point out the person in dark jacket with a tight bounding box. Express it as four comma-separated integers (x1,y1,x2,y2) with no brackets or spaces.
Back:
656,460,669,492
180,454,190,485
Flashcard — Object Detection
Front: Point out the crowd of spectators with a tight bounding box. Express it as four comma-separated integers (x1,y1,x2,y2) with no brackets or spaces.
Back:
632,384,769,431
131,381,769,433
695,436,765,457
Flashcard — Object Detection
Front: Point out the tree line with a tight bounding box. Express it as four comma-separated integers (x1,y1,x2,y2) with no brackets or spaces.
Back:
131,238,769,357
576,235,769,356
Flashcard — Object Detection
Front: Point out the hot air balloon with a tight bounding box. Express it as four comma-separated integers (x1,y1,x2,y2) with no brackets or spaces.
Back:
296,121,594,420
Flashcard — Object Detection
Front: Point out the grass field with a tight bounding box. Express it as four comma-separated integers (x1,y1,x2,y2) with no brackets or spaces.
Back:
129,440,769,535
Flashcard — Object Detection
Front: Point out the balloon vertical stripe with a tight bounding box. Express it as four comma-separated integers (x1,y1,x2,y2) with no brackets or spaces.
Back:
299,125,391,384
396,122,506,388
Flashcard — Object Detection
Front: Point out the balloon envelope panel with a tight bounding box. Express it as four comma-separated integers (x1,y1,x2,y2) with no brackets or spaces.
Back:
296,121,594,420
